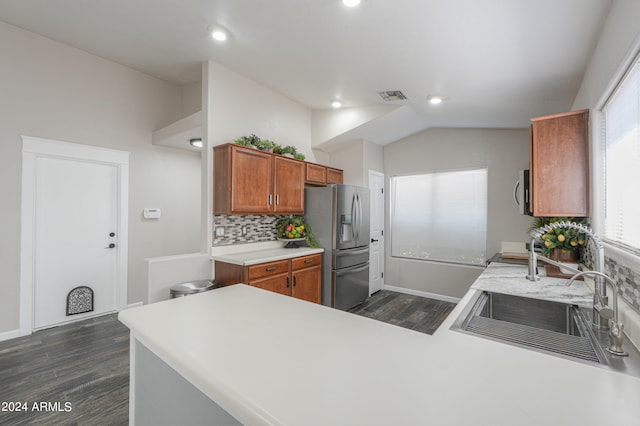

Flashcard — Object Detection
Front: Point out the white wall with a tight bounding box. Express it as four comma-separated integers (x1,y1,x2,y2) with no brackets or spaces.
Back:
0,22,202,333
383,128,532,299
327,139,384,187
205,61,313,158
572,0,640,112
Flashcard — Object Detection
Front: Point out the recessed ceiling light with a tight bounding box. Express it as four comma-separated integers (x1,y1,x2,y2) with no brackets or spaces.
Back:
428,95,443,105
211,29,228,41
342,0,361,7
190,138,203,148
331,100,343,108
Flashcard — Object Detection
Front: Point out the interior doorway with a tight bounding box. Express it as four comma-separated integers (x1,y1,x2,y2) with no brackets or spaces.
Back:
20,136,129,333
368,170,385,295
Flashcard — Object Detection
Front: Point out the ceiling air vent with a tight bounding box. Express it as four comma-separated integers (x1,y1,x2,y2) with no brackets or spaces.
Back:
377,90,408,101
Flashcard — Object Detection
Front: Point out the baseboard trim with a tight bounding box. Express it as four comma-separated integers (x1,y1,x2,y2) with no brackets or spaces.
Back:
383,285,461,304
0,328,29,343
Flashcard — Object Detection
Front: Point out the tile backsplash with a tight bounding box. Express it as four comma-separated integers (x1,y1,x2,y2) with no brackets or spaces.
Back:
213,214,289,246
605,257,640,313
582,242,640,313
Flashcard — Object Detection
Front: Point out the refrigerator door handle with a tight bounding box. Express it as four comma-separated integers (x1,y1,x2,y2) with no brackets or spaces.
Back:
335,247,370,257
356,193,363,242
351,193,357,242
335,263,369,277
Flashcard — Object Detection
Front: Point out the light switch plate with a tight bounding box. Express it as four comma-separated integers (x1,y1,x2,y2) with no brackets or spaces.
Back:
143,208,161,219
215,227,225,237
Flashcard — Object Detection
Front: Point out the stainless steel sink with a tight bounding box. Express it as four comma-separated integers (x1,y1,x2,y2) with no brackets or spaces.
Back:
451,291,607,364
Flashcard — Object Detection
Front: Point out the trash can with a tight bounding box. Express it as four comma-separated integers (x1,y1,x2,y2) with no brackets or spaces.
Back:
170,279,221,298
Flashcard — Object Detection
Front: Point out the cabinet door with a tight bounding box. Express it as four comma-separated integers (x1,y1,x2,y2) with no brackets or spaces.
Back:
291,266,321,304
274,157,304,214
326,168,343,184
305,163,327,185
530,109,589,217
250,274,290,296
230,146,274,214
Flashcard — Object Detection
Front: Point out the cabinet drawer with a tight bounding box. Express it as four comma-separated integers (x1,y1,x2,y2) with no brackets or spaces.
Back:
248,259,290,280
291,253,322,270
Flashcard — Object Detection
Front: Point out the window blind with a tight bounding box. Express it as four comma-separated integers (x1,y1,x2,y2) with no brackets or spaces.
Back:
390,168,487,266
603,58,640,251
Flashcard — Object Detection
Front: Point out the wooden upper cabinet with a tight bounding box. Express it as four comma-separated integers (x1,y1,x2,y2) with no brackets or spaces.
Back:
214,144,304,215
305,163,327,185
305,163,344,186
530,109,589,217
326,167,343,184
274,157,305,213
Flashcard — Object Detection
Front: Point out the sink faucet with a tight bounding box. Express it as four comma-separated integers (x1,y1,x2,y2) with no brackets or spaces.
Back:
567,270,628,356
526,221,609,331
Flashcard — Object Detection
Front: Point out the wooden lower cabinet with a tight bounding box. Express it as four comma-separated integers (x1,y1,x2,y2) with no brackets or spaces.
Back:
215,253,322,303
291,266,321,303
250,274,290,296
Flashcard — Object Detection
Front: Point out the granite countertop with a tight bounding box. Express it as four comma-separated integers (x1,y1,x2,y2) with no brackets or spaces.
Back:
211,244,324,266
472,261,594,307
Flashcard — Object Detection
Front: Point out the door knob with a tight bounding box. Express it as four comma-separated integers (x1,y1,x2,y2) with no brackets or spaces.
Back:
105,243,116,249
371,238,379,243
109,232,116,237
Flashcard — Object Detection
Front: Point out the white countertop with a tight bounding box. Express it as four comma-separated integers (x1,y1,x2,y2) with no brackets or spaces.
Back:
211,245,324,266
119,273,640,425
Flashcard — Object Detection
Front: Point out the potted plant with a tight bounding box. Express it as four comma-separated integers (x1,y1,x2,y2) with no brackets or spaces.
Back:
293,152,306,160
234,134,261,148
273,144,285,155
256,139,275,152
529,217,587,274
280,145,297,158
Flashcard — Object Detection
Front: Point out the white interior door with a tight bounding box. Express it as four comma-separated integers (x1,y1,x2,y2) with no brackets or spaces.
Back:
21,136,129,336
368,170,385,295
34,156,119,329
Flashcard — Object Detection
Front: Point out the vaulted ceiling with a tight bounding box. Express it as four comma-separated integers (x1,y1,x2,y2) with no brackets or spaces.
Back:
0,0,612,145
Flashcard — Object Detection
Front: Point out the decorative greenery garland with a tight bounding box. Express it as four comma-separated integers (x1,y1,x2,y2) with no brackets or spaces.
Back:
234,134,306,160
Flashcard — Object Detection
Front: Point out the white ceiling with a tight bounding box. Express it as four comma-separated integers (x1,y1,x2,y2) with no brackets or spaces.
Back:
0,0,612,145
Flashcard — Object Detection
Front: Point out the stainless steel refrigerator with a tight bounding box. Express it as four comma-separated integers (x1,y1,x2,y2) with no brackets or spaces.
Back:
304,184,370,310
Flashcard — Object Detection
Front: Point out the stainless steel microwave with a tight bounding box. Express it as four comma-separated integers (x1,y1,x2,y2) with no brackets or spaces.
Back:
514,169,532,215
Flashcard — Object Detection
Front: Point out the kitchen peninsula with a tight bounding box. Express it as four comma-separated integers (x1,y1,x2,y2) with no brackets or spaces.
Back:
119,263,640,426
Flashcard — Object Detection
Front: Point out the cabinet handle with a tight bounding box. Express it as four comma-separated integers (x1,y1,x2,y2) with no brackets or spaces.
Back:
304,259,313,263
286,276,290,288
266,267,277,271
276,194,280,205
293,275,297,286
268,194,273,205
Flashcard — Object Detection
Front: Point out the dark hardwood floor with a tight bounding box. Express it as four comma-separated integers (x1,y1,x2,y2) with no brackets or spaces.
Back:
0,290,455,425
0,314,130,425
350,290,457,335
